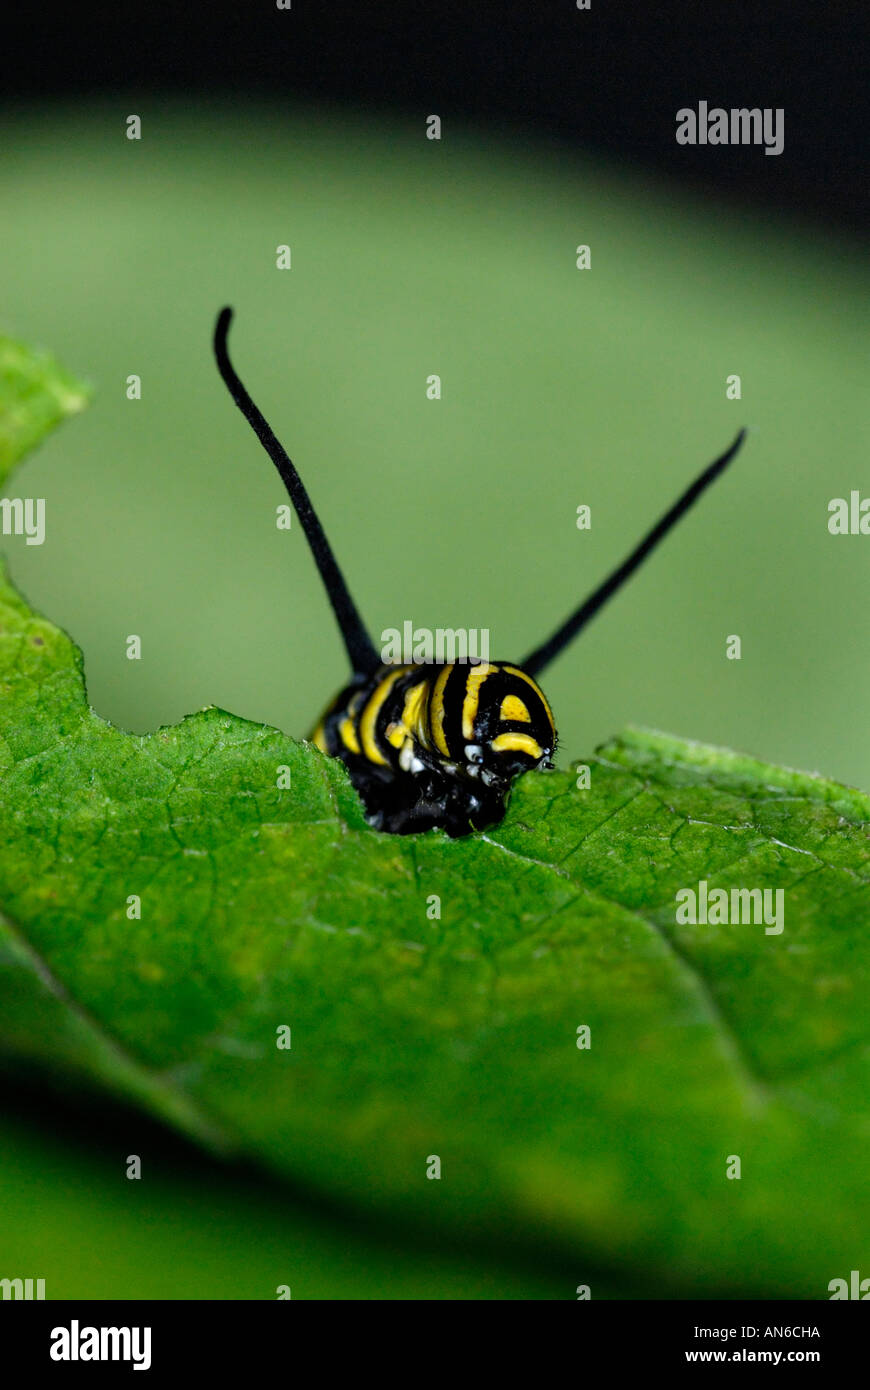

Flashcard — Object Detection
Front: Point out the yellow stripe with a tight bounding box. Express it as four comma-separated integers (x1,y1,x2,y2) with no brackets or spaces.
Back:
429,665,453,756
336,688,367,755
339,715,361,754
386,680,428,749
502,664,555,732
461,662,498,740
311,718,328,752
359,668,409,766
499,694,530,723
491,732,544,759
402,679,429,735
386,722,406,750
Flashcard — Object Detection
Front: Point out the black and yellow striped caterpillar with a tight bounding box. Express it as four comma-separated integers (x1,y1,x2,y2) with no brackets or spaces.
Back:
214,308,744,837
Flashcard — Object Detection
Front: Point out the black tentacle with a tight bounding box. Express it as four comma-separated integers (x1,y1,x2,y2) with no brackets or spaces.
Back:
213,307,380,678
521,429,746,677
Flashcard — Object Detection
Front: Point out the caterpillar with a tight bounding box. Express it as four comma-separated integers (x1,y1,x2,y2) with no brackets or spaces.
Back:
214,307,744,836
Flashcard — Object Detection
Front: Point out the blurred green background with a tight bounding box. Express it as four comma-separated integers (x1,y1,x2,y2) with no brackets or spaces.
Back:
4,102,869,788
0,1090,581,1299
1,99,868,1298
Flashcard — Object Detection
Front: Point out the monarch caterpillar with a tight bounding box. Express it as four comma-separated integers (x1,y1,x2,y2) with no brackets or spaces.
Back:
214,308,745,837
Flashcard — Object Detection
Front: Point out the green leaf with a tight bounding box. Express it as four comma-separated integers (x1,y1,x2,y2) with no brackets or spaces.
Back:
0,337,89,477
1,335,869,1298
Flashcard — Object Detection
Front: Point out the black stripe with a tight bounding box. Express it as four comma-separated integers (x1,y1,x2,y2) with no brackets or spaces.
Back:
438,665,467,761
